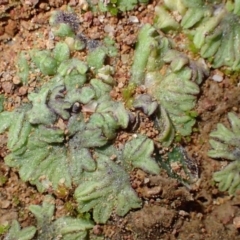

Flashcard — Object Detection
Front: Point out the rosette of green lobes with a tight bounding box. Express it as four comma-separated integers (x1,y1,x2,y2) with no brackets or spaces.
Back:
130,24,163,85
152,50,209,137
0,81,126,193
0,57,131,194
74,152,142,224
191,5,240,70
130,24,209,144
5,195,94,240
153,5,180,31
75,135,160,224
155,0,240,71
3,119,95,192
30,50,58,76
29,195,94,240
213,161,240,195
87,39,118,72
151,70,198,137
155,0,225,31
0,105,32,153
208,112,240,194
154,1,210,31
0,104,127,192
97,0,149,13
208,112,240,160
30,42,71,76
3,220,36,240
121,134,160,174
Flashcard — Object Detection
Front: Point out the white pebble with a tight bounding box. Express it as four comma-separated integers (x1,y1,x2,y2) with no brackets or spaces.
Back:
212,74,223,82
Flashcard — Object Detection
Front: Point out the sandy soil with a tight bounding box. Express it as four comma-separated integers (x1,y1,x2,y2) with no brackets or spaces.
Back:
1,1,240,239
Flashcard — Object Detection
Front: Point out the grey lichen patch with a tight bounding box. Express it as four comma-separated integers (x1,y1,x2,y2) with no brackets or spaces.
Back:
49,10,79,37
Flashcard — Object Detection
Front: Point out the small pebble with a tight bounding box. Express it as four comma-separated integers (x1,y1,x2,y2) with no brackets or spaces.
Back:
2,82,13,93
233,216,240,229
129,16,139,23
18,86,28,95
12,76,21,85
212,74,223,82
0,200,11,209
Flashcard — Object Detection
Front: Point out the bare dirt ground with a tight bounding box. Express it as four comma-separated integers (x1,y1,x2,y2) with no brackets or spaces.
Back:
1,1,240,239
